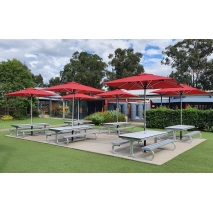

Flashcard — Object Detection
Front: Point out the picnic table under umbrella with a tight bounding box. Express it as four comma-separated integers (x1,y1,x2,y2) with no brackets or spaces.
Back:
104,73,181,146
61,93,99,120
42,82,103,126
96,89,139,122
5,87,56,124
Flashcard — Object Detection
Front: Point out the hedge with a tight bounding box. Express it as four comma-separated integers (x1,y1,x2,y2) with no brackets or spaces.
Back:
146,107,213,132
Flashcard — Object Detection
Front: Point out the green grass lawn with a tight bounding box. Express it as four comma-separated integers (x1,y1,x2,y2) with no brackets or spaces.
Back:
0,117,213,172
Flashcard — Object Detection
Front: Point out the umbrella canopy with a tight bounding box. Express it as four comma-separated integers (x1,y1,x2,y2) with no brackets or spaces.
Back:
104,73,181,131
96,89,139,122
5,88,56,123
152,84,210,125
43,82,103,125
42,82,103,94
61,93,99,120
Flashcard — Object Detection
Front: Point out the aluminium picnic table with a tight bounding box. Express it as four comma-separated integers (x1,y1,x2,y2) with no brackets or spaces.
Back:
165,125,195,140
11,123,50,137
48,125,94,143
118,130,168,157
102,122,131,134
64,120,92,126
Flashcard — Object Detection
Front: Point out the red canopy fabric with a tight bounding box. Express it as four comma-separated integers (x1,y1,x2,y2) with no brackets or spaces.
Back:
152,84,210,96
42,82,103,94
62,93,98,100
5,88,56,123
104,73,181,90
42,82,103,125
5,88,56,97
96,89,138,98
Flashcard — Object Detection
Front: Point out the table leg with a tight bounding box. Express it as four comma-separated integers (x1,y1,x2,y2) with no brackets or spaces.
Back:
55,133,58,143
129,141,135,158
173,131,176,140
108,126,110,134
180,131,182,140
116,125,119,134
31,126,33,136
143,140,147,153
16,128,18,137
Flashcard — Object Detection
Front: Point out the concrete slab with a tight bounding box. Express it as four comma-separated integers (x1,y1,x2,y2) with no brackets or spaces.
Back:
6,129,206,165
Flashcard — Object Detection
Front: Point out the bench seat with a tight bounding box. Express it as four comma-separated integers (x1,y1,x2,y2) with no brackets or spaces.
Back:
141,139,176,161
20,128,47,137
112,139,129,154
9,128,33,136
182,131,201,143
45,129,81,142
62,132,97,145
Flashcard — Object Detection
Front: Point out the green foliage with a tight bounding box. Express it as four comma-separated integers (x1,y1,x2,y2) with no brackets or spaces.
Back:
48,77,61,86
105,48,144,90
161,39,213,89
146,106,213,131
32,110,40,117
108,48,144,79
32,74,45,87
84,110,126,125
0,58,35,114
11,109,27,120
60,51,107,89
1,115,13,121
91,113,105,125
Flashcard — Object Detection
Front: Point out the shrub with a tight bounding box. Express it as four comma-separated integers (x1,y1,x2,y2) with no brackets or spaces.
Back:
32,110,40,117
1,115,13,121
84,110,126,125
11,109,27,120
91,113,105,125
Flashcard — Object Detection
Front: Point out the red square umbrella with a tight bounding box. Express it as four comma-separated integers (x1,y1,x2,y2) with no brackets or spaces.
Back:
61,93,99,120
5,88,56,123
43,82,103,125
104,73,182,131
96,89,139,122
152,84,210,125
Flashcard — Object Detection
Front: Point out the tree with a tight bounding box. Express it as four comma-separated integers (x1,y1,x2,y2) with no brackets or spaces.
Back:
32,74,45,87
161,39,213,89
107,48,144,81
60,51,107,89
0,58,35,115
198,60,213,90
48,77,61,86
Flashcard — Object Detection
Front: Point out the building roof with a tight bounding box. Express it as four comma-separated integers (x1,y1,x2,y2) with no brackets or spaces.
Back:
150,95,213,103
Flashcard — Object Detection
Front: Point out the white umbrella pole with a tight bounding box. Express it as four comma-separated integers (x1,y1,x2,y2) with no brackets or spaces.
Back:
180,94,182,125
78,99,80,120
31,96,33,124
62,100,65,120
116,95,119,122
144,89,146,132
72,94,74,126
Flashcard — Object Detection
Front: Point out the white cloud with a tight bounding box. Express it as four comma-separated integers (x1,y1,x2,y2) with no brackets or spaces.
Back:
25,53,38,58
29,60,39,68
1,39,212,85
145,48,161,56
